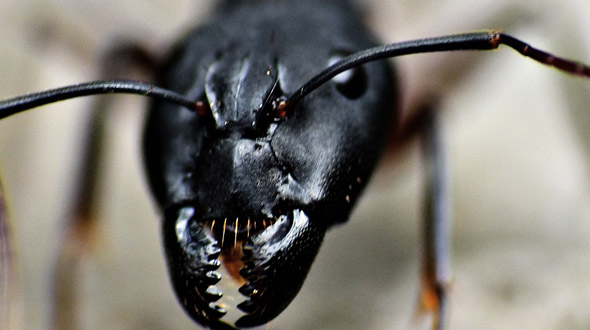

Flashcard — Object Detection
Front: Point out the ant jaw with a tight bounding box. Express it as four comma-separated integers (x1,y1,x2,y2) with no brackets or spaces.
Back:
235,209,326,328
162,206,326,329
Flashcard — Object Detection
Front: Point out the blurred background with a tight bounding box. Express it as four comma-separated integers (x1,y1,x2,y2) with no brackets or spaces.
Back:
0,0,589,329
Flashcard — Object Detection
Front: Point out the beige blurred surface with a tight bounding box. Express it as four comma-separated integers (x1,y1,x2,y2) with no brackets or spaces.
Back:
0,1,589,329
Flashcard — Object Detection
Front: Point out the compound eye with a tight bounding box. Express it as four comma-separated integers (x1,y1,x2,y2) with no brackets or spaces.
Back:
328,52,368,99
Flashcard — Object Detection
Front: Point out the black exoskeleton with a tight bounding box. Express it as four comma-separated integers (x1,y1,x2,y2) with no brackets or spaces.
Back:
143,0,396,328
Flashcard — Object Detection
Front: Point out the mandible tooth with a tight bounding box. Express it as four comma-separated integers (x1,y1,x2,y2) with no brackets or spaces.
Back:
237,299,258,314
238,283,258,297
204,286,223,301
207,302,227,319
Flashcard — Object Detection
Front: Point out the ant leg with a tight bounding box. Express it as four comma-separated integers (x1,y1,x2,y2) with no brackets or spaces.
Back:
411,104,451,330
51,43,156,330
0,181,18,330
